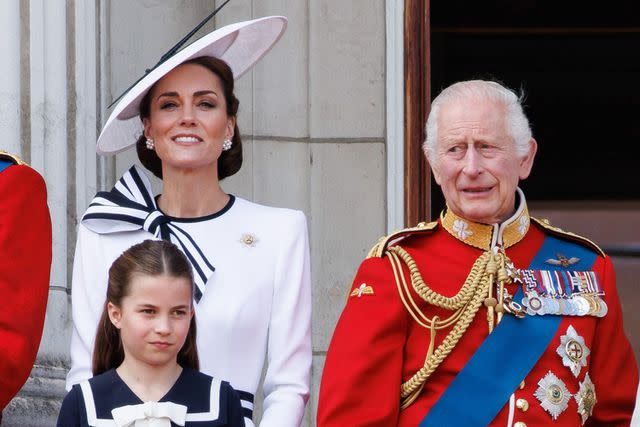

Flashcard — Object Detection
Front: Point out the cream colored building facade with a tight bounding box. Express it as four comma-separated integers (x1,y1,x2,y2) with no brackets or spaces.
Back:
2,1,404,425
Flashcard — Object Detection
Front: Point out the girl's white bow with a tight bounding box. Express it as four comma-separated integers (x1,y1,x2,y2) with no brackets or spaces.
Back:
111,401,188,427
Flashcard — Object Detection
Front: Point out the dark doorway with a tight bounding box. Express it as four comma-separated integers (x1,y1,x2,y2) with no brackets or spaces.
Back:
425,1,640,364
429,1,640,217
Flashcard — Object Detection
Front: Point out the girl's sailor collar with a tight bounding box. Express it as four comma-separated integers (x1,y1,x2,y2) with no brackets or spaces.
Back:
441,187,530,251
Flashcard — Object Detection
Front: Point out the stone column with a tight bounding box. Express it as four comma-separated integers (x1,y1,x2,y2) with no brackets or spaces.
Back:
3,0,100,425
0,1,21,153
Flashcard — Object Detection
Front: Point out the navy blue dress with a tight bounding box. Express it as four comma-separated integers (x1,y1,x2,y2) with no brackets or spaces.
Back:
57,368,245,426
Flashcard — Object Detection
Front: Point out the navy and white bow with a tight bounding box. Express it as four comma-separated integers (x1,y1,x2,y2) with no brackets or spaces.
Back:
82,165,214,302
111,401,187,427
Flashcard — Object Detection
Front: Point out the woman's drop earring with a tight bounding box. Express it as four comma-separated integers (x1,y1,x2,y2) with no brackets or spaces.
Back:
222,138,233,151
145,138,155,150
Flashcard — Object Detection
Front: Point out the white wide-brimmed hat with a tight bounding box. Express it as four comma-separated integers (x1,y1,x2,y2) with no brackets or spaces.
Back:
97,15,287,155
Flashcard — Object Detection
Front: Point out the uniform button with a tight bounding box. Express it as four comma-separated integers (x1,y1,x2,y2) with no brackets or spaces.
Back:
514,422,527,427
516,398,529,411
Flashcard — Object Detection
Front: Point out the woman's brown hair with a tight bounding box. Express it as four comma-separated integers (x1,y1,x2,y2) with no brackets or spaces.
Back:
92,239,199,375
136,56,242,180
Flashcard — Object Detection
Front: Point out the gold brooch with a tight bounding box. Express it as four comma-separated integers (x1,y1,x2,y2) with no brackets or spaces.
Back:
240,233,258,247
350,283,374,298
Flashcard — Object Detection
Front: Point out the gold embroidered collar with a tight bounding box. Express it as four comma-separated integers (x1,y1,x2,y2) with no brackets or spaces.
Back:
441,188,530,250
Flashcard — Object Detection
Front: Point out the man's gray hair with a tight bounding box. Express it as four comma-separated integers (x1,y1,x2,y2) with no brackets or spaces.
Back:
423,80,533,164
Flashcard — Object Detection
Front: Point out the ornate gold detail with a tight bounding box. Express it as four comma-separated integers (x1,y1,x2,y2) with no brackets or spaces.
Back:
366,221,438,259
575,373,596,424
441,204,530,250
349,283,374,298
0,150,26,165
387,245,514,409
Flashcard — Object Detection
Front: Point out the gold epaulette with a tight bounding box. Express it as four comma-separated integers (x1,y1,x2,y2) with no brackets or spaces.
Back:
0,150,26,166
531,217,605,258
366,221,438,259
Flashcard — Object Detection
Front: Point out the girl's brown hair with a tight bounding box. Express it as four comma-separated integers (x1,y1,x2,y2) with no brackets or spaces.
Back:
92,239,199,375
136,56,242,180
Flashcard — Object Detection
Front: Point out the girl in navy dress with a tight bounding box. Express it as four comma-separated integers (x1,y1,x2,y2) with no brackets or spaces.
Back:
57,240,245,426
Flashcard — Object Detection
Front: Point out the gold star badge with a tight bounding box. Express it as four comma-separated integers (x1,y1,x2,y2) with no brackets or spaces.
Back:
575,373,597,424
350,283,374,298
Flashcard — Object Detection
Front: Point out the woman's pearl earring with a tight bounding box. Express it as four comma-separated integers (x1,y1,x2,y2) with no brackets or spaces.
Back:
222,138,233,151
145,138,155,150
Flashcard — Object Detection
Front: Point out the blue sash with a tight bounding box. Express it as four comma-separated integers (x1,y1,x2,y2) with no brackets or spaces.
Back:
0,160,12,173
419,235,597,426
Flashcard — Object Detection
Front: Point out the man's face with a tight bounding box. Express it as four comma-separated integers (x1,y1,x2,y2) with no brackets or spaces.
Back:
430,97,536,224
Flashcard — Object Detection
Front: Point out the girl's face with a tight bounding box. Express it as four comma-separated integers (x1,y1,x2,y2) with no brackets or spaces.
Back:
143,63,235,176
108,273,193,370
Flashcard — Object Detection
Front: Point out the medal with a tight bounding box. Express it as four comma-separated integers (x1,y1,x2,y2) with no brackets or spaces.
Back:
546,298,560,315
572,295,590,316
556,325,590,377
522,291,545,315
595,297,608,317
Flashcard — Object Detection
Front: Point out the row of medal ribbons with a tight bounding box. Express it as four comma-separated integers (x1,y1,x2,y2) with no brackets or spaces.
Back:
518,269,608,317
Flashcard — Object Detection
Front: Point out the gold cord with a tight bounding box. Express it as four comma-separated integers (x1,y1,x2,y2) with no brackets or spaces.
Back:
386,247,495,404
387,245,516,409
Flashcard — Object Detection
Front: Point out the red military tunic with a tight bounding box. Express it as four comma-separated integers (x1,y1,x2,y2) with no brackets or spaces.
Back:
0,152,52,410
318,194,638,426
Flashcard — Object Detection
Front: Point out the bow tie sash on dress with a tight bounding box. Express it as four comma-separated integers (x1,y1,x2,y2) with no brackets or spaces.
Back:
111,401,188,427
81,165,214,302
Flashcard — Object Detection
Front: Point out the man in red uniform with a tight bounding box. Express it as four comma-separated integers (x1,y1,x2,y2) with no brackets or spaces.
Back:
0,151,52,418
317,81,638,426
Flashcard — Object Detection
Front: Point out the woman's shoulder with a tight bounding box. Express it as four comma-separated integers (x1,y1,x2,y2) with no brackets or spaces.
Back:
232,196,307,226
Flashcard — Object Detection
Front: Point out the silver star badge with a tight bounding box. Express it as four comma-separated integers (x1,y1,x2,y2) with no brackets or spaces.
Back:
534,371,572,420
575,372,597,425
556,325,590,377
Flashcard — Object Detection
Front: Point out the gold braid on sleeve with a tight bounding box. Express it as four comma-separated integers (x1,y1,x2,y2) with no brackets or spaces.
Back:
385,246,495,410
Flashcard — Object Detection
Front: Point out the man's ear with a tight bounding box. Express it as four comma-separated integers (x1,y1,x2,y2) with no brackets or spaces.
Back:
107,302,122,329
519,138,537,180
430,161,442,185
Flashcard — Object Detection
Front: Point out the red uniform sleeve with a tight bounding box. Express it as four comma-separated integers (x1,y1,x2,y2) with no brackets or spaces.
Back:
0,165,52,409
317,256,407,426
586,256,638,426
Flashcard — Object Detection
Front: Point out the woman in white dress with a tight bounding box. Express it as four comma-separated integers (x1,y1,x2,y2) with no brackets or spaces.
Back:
65,16,311,427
